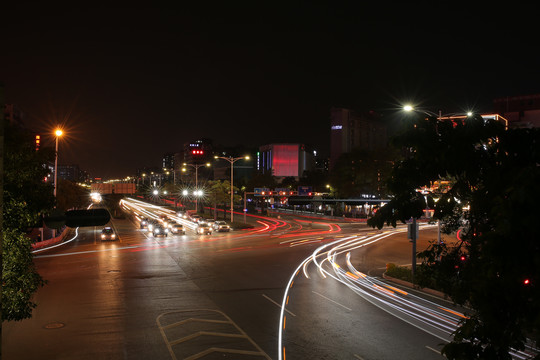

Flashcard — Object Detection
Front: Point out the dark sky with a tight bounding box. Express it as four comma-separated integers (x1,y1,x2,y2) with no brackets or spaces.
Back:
2,3,539,179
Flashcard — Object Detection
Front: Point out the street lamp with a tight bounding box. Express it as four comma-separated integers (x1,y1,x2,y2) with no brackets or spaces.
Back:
182,162,211,213
53,129,63,199
214,155,250,223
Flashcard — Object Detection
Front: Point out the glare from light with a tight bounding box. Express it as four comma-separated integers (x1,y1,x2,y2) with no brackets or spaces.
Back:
403,105,414,112
55,129,63,137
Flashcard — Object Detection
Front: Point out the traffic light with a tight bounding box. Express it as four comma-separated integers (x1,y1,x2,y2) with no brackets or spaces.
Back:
35,135,40,151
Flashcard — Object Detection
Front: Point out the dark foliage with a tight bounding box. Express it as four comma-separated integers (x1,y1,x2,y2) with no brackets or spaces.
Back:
368,113,540,359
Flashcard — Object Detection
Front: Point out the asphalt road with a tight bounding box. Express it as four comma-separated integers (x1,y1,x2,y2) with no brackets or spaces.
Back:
3,205,457,359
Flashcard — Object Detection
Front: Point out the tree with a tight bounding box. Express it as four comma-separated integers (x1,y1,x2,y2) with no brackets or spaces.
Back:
206,180,240,220
56,179,88,211
2,122,54,323
280,176,298,190
368,113,540,358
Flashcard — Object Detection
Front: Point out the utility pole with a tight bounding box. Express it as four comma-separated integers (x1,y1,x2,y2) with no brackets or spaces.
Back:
408,218,418,279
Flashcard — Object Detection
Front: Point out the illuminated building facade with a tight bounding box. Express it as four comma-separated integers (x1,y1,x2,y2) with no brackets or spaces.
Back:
258,143,314,180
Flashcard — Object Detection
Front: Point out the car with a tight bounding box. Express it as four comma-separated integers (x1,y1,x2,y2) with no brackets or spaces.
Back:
147,219,159,231
101,227,117,241
213,221,230,232
196,222,213,235
140,217,149,229
151,224,168,237
170,224,185,235
205,219,216,227
167,220,178,228
190,215,202,223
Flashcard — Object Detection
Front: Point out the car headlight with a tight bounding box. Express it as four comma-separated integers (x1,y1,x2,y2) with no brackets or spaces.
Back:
111,234,115,239
101,234,105,239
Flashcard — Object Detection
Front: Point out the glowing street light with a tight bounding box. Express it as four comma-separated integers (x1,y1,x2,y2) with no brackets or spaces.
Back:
182,162,211,212
53,128,63,199
214,155,250,223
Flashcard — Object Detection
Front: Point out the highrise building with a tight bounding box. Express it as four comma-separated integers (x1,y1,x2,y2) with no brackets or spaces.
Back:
330,107,388,169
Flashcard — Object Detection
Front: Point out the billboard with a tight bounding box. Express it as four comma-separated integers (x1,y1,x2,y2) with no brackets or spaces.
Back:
272,144,299,177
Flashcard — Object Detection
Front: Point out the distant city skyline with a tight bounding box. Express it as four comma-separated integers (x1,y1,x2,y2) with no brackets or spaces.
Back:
2,4,539,178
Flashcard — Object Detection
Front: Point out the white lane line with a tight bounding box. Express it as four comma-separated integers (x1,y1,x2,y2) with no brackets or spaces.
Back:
354,354,365,360
312,291,352,311
426,345,441,355
34,244,140,258
262,294,296,317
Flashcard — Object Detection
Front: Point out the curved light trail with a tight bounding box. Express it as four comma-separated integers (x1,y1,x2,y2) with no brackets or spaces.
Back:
278,225,538,360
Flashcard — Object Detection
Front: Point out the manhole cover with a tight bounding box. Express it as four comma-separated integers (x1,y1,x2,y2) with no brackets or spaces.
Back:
107,270,121,273
44,322,65,329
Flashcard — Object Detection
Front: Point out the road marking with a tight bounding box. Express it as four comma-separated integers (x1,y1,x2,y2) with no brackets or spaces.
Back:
156,309,270,360
354,354,365,360
312,291,352,311
262,294,296,317
34,245,141,258
426,345,441,354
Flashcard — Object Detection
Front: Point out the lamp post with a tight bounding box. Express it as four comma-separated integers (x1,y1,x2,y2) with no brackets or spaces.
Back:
182,162,210,213
403,105,468,275
53,129,63,198
214,155,250,223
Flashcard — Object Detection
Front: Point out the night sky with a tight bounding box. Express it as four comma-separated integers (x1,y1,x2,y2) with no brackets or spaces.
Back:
2,3,539,179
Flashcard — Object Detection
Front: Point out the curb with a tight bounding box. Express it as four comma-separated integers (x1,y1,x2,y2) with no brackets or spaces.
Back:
31,228,69,251
382,272,448,299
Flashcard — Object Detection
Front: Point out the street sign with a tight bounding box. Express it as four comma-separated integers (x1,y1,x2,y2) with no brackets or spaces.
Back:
407,222,419,241
254,188,270,196
298,186,313,196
